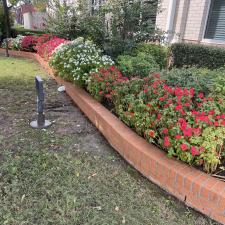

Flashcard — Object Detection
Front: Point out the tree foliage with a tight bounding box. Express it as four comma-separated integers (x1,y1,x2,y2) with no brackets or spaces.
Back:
44,0,160,57
45,0,79,39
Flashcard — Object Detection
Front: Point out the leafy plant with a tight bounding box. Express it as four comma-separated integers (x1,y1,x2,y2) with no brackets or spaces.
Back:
50,37,114,86
134,43,168,69
170,43,225,69
21,35,38,52
11,35,24,50
160,67,215,94
114,75,225,173
36,36,67,60
117,52,159,78
87,65,128,101
88,71,225,173
45,0,79,39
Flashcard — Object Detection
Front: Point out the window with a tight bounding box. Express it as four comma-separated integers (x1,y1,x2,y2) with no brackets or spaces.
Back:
205,0,225,41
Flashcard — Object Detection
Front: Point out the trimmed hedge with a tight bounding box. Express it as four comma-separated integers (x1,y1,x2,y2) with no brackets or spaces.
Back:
11,27,48,37
135,43,168,69
171,43,225,69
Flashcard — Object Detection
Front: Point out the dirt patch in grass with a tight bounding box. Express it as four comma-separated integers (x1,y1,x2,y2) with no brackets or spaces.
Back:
0,56,221,225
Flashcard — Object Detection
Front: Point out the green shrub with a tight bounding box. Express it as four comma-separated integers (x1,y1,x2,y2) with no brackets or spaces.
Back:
11,27,48,37
161,67,225,98
170,43,225,69
50,37,114,86
160,67,215,94
87,66,128,102
135,43,168,69
117,52,159,78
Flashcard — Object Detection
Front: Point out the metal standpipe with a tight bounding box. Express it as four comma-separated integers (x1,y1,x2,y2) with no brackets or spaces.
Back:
30,76,52,129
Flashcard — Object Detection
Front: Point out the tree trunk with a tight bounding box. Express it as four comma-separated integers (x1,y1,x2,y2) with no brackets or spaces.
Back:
2,0,11,57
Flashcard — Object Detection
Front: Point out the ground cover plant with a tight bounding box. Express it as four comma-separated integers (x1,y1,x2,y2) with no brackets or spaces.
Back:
0,56,220,225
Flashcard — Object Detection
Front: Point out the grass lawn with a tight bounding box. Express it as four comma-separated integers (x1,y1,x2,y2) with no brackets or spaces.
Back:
0,56,221,225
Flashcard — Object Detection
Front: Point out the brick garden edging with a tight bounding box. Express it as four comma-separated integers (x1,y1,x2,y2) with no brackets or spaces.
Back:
1,48,225,225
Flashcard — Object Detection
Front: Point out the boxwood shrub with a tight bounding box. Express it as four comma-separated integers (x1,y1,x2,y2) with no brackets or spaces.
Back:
134,43,168,69
170,43,225,69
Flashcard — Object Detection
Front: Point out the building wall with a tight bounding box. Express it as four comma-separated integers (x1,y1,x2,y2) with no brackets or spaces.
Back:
156,0,211,43
23,12,33,29
183,0,209,42
156,0,170,32
23,12,46,30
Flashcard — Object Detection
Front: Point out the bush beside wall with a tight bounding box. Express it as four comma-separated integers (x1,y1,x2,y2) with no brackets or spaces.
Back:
171,43,225,69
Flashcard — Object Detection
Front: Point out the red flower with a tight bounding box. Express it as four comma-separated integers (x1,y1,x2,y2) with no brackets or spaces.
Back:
193,127,201,135
208,110,215,115
199,147,205,153
157,114,162,120
175,105,183,111
163,128,168,135
183,128,192,137
99,91,103,95
190,88,195,96
191,146,200,156
110,66,116,71
149,130,155,138
175,135,182,139
198,93,204,99
181,144,188,151
164,136,170,147
105,94,111,98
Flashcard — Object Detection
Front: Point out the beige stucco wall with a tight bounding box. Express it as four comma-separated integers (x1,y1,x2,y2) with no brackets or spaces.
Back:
156,0,211,43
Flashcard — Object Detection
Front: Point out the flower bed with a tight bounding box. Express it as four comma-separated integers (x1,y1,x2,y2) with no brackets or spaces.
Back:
87,68,225,174
1,48,225,224
2,35,224,174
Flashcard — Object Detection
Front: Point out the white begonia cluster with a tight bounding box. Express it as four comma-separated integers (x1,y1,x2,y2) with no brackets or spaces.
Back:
50,37,114,85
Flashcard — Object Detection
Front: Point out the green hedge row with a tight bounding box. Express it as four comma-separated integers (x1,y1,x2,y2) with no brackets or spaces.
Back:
11,27,48,37
170,43,225,69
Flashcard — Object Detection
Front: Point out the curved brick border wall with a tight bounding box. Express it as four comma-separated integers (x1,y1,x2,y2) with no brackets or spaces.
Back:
1,48,225,225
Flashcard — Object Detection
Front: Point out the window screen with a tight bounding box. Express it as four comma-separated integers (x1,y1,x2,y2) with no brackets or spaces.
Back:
205,0,225,41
